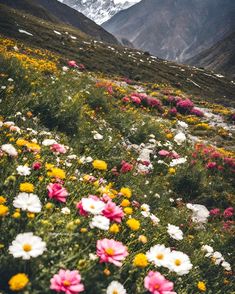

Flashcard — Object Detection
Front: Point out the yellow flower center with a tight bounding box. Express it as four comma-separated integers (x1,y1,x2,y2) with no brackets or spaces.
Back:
63,280,71,287
156,253,164,260
105,248,115,256
175,259,182,266
112,291,118,294
154,284,160,289
90,205,95,209
23,244,32,252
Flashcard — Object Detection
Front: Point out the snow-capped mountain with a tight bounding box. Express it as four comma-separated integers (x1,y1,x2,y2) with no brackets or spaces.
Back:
58,0,140,24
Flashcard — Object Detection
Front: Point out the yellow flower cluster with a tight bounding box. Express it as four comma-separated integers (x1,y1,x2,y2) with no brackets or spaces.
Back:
8,273,29,291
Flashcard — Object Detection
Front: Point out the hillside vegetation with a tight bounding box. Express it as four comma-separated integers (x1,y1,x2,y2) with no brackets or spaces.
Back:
0,4,235,107
0,35,234,294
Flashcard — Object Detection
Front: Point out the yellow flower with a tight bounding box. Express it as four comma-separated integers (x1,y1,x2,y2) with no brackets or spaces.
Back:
133,253,148,268
197,281,206,292
124,207,133,215
0,204,9,216
45,202,54,210
126,218,140,231
109,224,120,234
0,196,6,204
138,235,148,244
168,168,176,174
12,211,21,218
27,212,35,219
120,199,131,207
48,167,66,179
120,187,132,198
45,163,54,170
166,133,173,139
80,228,88,233
92,160,108,171
9,273,29,291
19,182,34,193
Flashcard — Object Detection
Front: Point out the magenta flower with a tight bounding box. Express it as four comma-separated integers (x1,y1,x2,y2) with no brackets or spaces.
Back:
50,269,84,294
32,162,41,170
130,95,141,104
210,208,220,216
47,183,69,203
96,238,128,267
120,160,133,173
144,271,176,294
51,143,67,154
223,207,234,218
102,201,124,223
68,60,77,68
206,162,217,169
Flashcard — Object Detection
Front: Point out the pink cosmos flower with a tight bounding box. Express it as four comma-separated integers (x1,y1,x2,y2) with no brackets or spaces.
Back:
122,96,130,103
158,150,170,157
96,238,128,267
223,207,234,218
68,60,77,68
120,160,133,173
50,269,84,294
47,183,69,203
32,162,41,170
144,271,176,294
130,95,141,104
210,208,220,216
51,143,67,154
102,201,124,223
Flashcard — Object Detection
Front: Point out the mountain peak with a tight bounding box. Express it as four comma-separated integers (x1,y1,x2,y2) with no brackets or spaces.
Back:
58,0,140,24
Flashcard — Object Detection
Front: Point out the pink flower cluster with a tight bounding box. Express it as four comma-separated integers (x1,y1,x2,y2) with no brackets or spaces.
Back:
166,96,204,117
51,143,67,154
76,195,124,223
122,93,162,111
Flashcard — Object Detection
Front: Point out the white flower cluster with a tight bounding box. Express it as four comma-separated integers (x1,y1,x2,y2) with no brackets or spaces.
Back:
147,244,193,275
201,245,231,271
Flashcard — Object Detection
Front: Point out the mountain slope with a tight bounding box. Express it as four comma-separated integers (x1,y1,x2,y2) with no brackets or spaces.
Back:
186,32,235,78
59,0,140,24
103,0,235,62
0,0,119,44
0,3,234,106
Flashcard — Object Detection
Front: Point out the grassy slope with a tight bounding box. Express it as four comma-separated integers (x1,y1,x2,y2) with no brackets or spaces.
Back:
0,43,234,294
0,4,234,107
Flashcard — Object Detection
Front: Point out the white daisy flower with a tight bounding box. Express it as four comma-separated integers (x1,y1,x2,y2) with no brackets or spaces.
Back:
16,165,31,176
221,261,231,271
90,215,110,230
174,132,186,145
61,207,71,214
165,250,193,275
186,203,209,224
212,251,224,265
42,139,57,146
13,193,42,213
149,214,160,225
1,144,18,157
93,133,103,140
82,198,105,215
9,232,46,259
167,224,183,240
146,244,171,267
106,281,126,294
201,245,214,257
